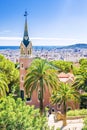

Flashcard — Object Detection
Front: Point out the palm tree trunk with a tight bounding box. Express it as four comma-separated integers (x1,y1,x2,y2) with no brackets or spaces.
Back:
63,101,67,126
40,79,44,115
40,97,43,115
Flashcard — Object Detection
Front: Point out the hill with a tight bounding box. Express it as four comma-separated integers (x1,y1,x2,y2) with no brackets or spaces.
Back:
63,43,87,49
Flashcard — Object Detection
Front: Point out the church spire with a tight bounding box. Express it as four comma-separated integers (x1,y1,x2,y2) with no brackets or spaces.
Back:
23,11,30,47
23,11,29,38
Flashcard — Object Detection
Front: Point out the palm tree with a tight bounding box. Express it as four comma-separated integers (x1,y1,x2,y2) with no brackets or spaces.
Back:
24,58,59,115
72,64,87,92
51,82,80,126
73,74,87,92
0,73,9,98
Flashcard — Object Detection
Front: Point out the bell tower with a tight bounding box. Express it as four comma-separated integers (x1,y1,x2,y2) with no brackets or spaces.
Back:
20,11,33,100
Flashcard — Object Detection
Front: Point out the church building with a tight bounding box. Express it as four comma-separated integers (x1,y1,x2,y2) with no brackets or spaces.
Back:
20,11,52,109
19,11,79,111
20,11,33,100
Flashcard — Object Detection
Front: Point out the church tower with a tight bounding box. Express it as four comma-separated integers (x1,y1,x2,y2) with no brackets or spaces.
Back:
20,11,33,99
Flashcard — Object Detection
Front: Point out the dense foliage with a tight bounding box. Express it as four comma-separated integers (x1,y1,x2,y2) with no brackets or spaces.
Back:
73,58,87,92
79,58,87,65
50,60,73,73
0,73,9,97
83,118,87,130
0,55,19,97
80,93,87,109
0,96,49,130
67,109,87,117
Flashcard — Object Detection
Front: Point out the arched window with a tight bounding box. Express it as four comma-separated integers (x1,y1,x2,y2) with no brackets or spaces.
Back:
21,48,24,54
28,50,29,55
30,48,32,54
67,107,72,111
26,92,31,101
20,90,24,100
21,76,24,81
21,63,23,68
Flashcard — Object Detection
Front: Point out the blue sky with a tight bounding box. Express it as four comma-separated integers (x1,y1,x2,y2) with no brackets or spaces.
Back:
0,0,87,46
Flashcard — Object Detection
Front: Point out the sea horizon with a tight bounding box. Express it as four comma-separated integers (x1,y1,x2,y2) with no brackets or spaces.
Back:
0,43,87,50
0,45,63,50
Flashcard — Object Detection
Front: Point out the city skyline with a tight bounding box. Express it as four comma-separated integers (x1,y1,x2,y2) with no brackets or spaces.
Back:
0,0,87,46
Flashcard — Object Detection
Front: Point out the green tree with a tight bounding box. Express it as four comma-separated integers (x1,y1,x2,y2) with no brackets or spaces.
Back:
0,54,19,95
24,58,59,115
0,73,8,98
0,96,49,130
79,58,87,66
50,60,73,73
72,58,87,92
73,71,87,92
51,82,79,126
72,65,80,75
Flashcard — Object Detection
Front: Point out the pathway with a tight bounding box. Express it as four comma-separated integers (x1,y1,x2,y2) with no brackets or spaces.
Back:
48,114,84,130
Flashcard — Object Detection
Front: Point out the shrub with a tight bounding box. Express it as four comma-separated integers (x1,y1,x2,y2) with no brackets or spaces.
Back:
0,96,49,130
67,109,87,117
80,93,87,109
82,118,87,130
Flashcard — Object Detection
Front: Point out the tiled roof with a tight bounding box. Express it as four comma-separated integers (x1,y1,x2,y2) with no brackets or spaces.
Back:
58,72,74,78
58,72,74,83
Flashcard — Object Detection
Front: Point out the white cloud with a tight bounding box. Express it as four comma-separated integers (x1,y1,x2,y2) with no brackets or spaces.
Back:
0,36,86,46
0,37,22,40
31,37,76,41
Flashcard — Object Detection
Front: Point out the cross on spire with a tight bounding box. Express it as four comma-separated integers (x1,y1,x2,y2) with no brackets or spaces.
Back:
24,11,28,18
